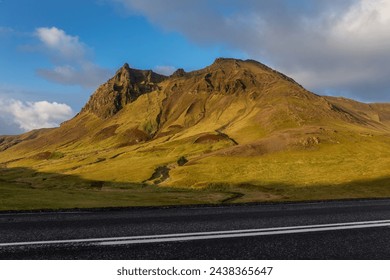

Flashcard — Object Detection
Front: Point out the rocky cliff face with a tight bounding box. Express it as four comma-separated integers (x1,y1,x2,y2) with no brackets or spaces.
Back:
81,63,167,119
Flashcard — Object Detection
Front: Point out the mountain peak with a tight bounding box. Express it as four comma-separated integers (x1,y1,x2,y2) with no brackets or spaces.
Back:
171,68,186,78
81,58,305,119
210,57,244,69
213,57,239,63
81,64,167,119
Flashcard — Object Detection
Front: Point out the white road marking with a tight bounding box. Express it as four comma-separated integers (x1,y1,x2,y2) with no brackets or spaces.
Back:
100,219,390,245
1,219,390,247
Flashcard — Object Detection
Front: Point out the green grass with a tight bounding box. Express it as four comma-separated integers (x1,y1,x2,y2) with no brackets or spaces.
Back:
1,172,390,212
202,177,390,203
0,179,228,211
169,135,390,188
49,151,65,160
1,130,389,211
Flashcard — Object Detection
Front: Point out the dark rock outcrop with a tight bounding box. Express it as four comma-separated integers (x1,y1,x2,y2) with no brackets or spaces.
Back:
82,63,167,119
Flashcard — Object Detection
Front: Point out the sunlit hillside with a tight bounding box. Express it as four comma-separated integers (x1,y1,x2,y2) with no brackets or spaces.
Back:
1,58,389,210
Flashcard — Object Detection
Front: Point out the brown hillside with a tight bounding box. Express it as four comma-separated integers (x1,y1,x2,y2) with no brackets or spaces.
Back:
2,58,390,154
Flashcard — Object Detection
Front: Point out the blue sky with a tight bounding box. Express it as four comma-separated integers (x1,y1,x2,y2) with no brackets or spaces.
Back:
1,0,390,134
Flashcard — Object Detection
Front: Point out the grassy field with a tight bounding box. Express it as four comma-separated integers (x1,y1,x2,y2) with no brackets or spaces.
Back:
0,176,229,211
1,131,389,211
1,128,390,211
1,170,390,212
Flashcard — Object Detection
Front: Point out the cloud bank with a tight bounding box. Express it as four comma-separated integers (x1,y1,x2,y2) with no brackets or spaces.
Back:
35,27,112,88
115,0,390,102
0,98,74,132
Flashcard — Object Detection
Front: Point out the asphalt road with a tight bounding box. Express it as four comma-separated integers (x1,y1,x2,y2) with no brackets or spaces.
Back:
1,199,390,259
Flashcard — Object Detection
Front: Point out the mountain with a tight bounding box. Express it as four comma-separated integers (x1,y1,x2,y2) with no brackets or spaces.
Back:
1,58,389,194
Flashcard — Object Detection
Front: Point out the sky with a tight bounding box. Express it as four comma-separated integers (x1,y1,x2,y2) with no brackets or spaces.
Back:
0,0,389,135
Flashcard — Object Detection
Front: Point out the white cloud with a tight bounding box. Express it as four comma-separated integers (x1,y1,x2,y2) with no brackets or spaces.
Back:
34,27,112,88
153,65,176,76
0,98,73,132
35,27,86,60
114,0,390,102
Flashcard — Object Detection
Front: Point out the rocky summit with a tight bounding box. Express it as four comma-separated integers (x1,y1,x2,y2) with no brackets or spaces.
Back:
81,63,167,119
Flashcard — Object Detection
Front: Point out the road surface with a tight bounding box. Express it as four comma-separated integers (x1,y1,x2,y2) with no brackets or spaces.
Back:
1,199,390,259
